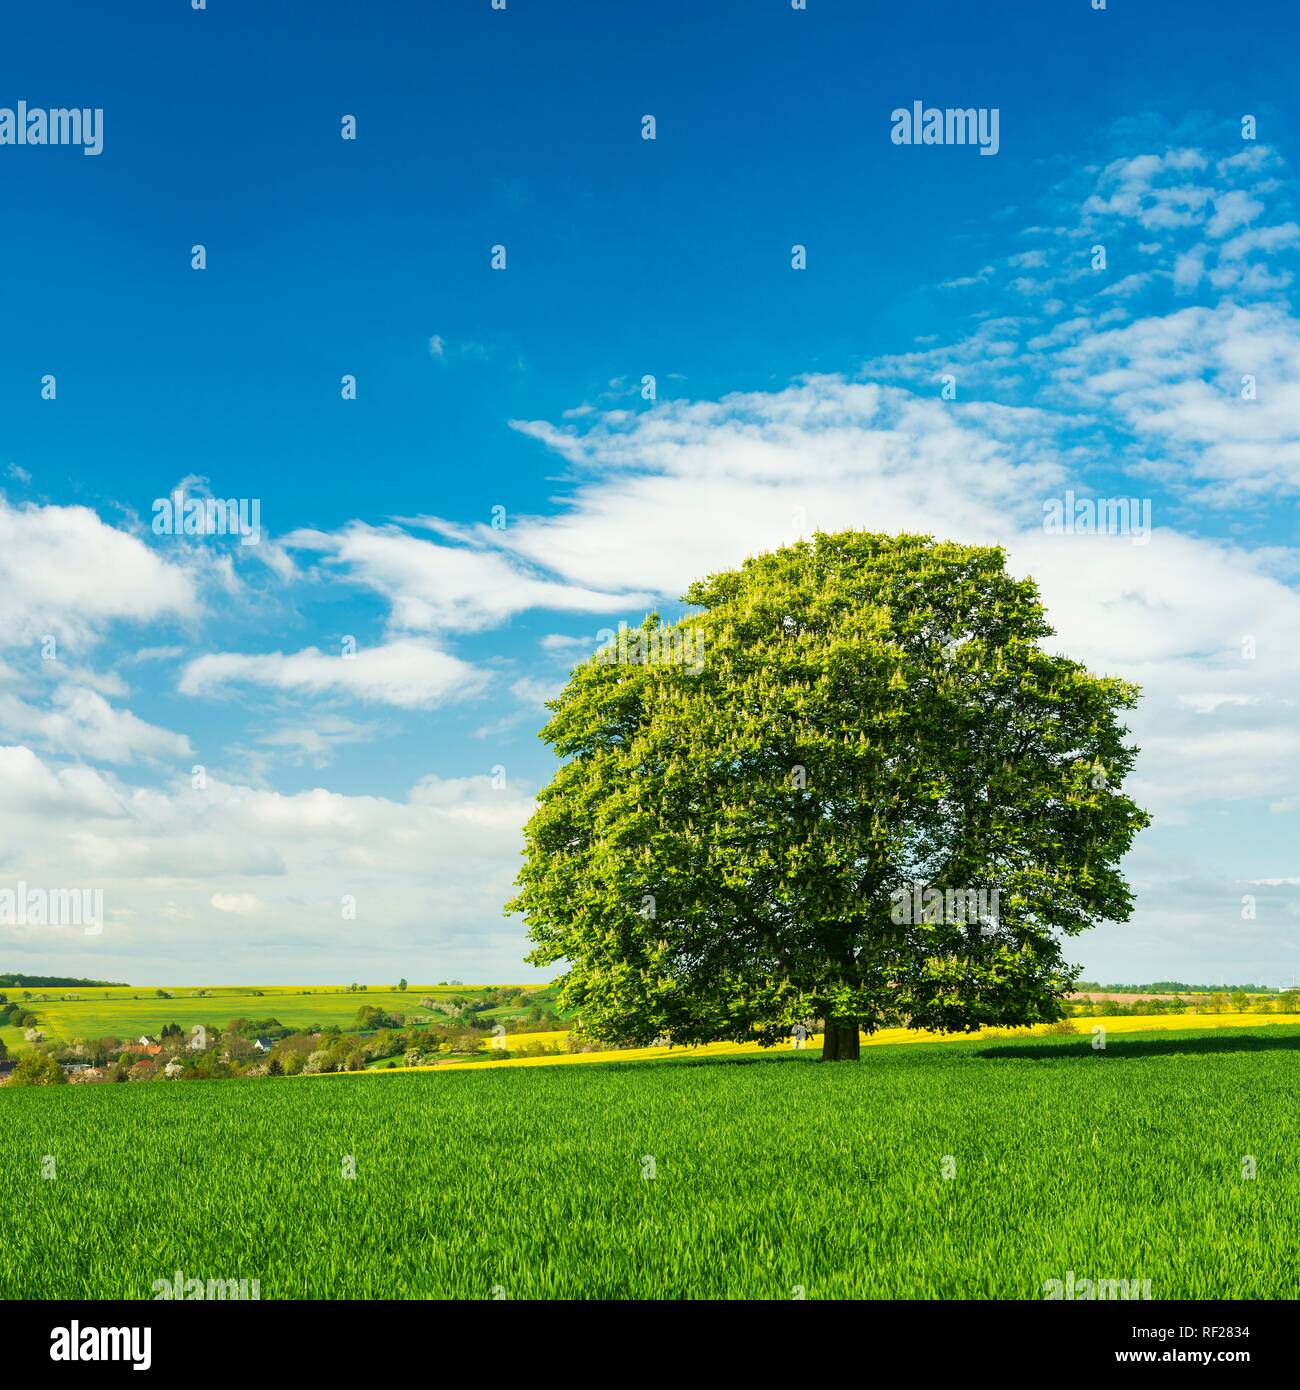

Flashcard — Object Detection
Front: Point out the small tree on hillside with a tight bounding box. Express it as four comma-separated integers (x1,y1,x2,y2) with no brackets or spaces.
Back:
10,1051,66,1086
511,532,1149,1060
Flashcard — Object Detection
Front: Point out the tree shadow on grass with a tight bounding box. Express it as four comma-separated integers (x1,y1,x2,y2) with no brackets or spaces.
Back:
593,1051,817,1076
978,1029,1300,1061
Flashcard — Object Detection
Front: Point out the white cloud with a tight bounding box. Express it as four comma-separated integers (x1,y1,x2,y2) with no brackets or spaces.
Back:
0,500,197,650
257,716,382,766
1219,222,1300,261
0,749,541,981
0,744,128,818
211,892,263,915
1056,302,1300,496
1172,247,1205,293
1207,190,1264,239
286,521,651,633
179,638,488,710
510,677,564,707
502,380,1066,596
0,680,191,765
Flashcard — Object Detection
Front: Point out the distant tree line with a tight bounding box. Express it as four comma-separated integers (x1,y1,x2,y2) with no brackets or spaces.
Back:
1072,990,1300,1017
0,974,128,988
1075,981,1285,994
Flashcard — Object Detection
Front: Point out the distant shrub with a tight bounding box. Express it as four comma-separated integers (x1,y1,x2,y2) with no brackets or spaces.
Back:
9,1051,67,1086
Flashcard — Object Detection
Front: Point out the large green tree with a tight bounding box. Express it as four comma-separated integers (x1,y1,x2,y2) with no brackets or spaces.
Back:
511,532,1149,1060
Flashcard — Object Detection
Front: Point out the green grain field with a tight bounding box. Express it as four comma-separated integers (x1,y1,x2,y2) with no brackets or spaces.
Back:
3,1025,1296,1299
0,984,535,1054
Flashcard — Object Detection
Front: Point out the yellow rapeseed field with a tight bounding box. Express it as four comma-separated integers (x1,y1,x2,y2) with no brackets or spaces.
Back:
311,1010,1292,1077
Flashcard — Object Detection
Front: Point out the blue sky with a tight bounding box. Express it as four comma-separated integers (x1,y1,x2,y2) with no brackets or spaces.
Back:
2,0,1299,986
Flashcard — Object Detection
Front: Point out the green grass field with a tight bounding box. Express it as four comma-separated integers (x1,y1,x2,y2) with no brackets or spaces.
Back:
0,983,542,1053
3,1024,1296,1299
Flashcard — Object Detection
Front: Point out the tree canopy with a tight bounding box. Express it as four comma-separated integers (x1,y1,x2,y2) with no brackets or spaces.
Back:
511,532,1149,1059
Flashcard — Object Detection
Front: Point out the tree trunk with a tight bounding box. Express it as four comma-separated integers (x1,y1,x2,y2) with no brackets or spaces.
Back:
821,1019,861,1061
